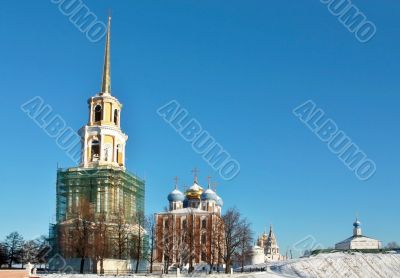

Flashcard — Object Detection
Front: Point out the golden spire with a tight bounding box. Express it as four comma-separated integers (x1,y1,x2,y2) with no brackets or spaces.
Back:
101,16,112,95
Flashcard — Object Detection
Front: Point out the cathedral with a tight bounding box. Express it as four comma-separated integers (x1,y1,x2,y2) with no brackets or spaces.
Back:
49,17,146,273
154,173,225,272
250,225,286,265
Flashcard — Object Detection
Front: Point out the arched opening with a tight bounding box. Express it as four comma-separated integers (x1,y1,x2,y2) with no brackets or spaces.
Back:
202,219,207,229
117,144,123,165
91,140,100,161
114,109,119,125
94,105,102,122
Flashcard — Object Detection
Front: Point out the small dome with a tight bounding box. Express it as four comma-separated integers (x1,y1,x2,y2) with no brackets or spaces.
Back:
216,195,224,206
168,189,185,202
201,188,218,201
353,219,361,227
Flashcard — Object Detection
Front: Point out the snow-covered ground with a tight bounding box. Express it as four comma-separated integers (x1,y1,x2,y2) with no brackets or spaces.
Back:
40,253,400,278
268,252,400,278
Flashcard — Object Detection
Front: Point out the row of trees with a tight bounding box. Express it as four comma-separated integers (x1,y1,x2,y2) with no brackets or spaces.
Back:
0,232,49,269
58,199,152,274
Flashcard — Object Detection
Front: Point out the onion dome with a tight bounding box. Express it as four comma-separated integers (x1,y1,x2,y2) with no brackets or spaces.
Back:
353,219,361,227
168,189,185,202
186,182,203,199
201,188,218,201
216,195,224,206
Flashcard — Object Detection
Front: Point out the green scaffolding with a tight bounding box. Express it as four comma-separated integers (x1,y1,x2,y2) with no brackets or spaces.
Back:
50,166,146,260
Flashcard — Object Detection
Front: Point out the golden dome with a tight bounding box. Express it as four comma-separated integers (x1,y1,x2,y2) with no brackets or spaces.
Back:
186,182,203,199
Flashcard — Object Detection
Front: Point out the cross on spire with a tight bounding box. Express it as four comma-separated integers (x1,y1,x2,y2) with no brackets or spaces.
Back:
213,181,218,192
174,176,179,190
207,176,212,189
192,167,199,182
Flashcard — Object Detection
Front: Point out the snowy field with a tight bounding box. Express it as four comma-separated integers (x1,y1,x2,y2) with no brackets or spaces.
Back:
41,253,400,278
269,252,400,277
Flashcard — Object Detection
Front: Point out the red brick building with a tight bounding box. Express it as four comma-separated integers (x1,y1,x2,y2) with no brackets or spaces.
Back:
154,176,225,272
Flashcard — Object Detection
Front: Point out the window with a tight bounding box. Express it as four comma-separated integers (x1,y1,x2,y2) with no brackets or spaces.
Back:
201,233,206,244
201,251,206,261
91,140,100,161
114,109,119,125
116,144,123,165
182,219,187,229
202,219,207,229
94,105,102,122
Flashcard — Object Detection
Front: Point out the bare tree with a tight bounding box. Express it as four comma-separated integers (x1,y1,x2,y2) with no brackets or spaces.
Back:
93,213,109,274
174,221,190,270
20,240,40,268
4,232,24,268
237,219,253,272
35,236,51,269
133,210,145,273
69,199,94,274
145,215,156,273
385,242,400,249
222,208,244,274
161,216,174,274
0,243,8,269
115,208,129,260
203,215,224,274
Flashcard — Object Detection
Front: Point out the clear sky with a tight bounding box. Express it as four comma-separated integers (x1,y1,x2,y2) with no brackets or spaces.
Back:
0,0,399,255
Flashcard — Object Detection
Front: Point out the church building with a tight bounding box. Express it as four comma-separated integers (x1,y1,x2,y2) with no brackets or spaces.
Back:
49,17,146,273
335,218,382,251
250,225,286,265
154,173,225,272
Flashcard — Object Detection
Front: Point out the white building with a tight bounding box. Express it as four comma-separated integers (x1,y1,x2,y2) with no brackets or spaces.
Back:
335,219,382,251
251,225,286,264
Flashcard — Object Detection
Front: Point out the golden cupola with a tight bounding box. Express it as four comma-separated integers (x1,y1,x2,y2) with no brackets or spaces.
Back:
186,181,203,199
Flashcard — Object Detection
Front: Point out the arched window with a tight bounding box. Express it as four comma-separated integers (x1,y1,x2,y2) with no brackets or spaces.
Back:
117,144,123,165
202,219,207,229
94,105,102,122
91,140,100,161
114,109,119,125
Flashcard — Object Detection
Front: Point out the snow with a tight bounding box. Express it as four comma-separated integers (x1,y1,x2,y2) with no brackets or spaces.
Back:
269,252,400,278
40,253,400,278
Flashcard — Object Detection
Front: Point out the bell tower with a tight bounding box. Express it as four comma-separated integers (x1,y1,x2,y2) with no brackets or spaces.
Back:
79,16,127,169
50,16,146,273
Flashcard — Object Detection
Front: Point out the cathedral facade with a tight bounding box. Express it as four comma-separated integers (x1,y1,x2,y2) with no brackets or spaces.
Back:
251,225,286,265
50,17,145,274
154,175,225,272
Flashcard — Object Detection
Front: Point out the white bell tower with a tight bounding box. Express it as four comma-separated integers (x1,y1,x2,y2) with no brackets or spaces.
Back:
79,16,128,169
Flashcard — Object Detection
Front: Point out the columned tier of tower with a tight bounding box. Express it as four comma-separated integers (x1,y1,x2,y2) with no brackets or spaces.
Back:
88,95,122,127
79,124,127,169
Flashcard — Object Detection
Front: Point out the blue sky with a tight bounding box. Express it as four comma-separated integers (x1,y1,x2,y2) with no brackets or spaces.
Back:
0,0,399,254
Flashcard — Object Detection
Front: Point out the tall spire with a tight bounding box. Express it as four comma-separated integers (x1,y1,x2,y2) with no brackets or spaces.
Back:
101,16,112,95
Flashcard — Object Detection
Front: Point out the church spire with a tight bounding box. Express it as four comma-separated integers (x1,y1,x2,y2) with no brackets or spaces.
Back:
101,16,112,95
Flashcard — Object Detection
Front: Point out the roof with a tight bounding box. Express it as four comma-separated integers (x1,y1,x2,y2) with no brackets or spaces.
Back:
157,207,214,216
336,235,380,245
